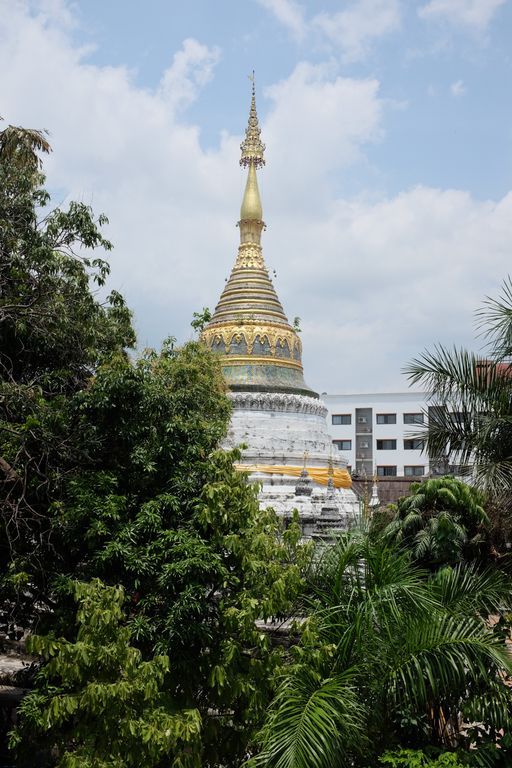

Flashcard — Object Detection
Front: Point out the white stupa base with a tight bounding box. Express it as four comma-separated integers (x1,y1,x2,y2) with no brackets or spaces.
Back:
223,391,360,536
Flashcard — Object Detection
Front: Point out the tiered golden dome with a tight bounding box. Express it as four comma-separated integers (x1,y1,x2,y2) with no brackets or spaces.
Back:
201,79,316,397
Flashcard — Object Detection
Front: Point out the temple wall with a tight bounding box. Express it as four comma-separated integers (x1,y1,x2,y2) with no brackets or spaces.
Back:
224,392,336,462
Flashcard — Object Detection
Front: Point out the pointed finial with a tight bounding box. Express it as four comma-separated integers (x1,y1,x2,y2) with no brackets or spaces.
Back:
240,72,265,168
369,480,380,509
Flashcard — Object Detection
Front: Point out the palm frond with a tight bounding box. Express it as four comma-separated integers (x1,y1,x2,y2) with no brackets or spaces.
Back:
387,613,512,710
463,679,512,733
477,276,512,360
252,668,366,768
430,563,512,615
470,456,512,495
405,346,506,405
309,530,366,607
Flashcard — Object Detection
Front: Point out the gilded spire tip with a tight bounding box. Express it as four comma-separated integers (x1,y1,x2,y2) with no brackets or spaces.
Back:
240,72,265,168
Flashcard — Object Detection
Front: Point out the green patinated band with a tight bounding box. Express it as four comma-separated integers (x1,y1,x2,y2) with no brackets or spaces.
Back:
221,362,317,397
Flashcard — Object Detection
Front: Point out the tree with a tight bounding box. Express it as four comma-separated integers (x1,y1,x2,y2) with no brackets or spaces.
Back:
1,123,309,766
10,579,201,768
38,340,307,765
383,477,489,569
405,277,512,495
6,335,308,765
249,530,512,767
0,118,134,622
0,118,134,389
190,307,212,334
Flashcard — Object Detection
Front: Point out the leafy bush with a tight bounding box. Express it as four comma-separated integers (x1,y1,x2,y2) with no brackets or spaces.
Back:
380,749,467,767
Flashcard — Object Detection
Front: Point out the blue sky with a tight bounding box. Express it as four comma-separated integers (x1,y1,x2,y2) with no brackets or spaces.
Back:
69,0,512,199
1,0,511,391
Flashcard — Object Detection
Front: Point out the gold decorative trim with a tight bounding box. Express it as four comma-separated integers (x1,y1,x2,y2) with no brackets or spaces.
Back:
207,318,299,332
211,308,292,322
235,244,265,269
219,289,280,296
221,356,304,370
202,321,302,360
214,303,286,316
218,289,284,301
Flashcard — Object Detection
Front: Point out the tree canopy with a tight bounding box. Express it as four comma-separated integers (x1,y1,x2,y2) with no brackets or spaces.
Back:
0,121,308,767
383,477,489,569
250,529,512,768
11,579,201,768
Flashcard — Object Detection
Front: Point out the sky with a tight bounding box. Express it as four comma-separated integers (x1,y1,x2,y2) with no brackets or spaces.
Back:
1,0,511,393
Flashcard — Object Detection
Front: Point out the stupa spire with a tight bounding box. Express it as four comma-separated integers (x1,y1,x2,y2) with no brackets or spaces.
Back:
240,72,265,168
239,74,265,243
201,77,316,398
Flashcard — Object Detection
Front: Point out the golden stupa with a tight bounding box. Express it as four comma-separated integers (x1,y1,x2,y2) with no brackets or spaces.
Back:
201,78,355,501
201,79,316,397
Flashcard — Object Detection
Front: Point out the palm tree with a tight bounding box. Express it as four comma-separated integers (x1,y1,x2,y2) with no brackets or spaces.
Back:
384,477,489,568
404,277,512,496
249,530,512,767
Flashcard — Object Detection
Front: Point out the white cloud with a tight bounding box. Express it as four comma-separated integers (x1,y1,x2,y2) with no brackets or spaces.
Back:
1,1,511,392
450,79,466,96
263,63,383,209
418,0,507,31
254,0,306,40
0,1,235,342
256,0,401,61
32,0,77,30
159,38,221,114
313,0,402,62
279,188,512,391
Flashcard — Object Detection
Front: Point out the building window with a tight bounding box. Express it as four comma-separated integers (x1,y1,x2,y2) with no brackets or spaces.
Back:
404,413,424,424
377,439,397,450
376,413,396,424
333,439,352,451
404,439,424,450
404,466,425,477
332,414,351,425
377,466,397,477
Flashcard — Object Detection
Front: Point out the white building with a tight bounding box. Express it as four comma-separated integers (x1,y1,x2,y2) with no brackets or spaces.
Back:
322,391,431,478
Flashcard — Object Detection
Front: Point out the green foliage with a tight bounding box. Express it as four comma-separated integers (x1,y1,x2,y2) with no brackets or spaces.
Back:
405,277,512,496
10,579,201,767
0,120,134,619
380,749,467,767
0,119,134,391
190,306,212,333
0,123,310,766
250,668,366,768
384,477,489,568
60,398,308,765
2,315,307,764
251,530,512,768
4,322,308,764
